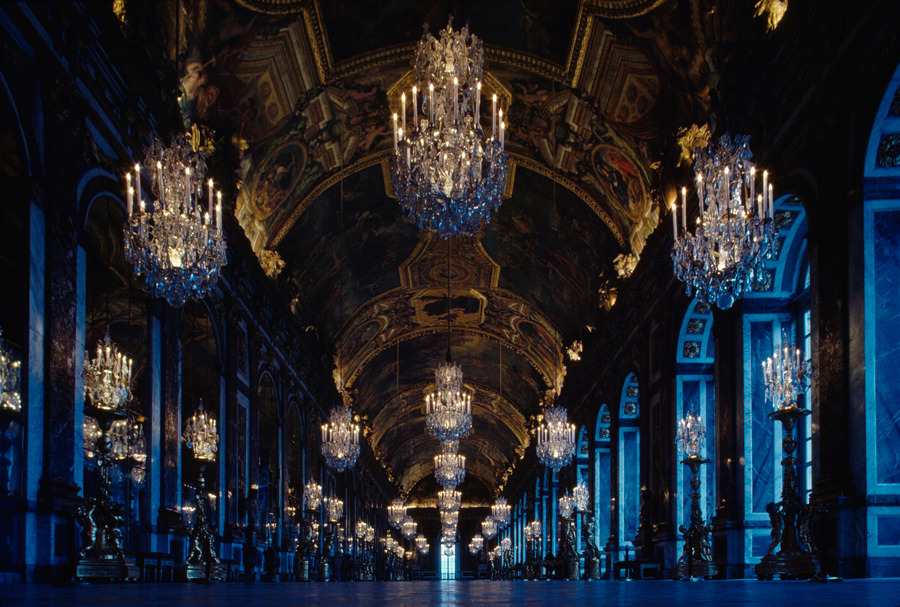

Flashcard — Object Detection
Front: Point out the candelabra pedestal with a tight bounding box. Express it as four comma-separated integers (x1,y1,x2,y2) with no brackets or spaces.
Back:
183,465,224,582
319,523,334,582
672,455,716,580
755,407,821,580
75,406,129,582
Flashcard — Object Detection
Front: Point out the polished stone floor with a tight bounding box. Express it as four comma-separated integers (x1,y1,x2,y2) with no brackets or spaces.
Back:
5,579,900,607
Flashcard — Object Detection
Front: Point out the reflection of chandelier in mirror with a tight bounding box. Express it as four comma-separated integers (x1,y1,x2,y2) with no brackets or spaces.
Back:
468,534,483,554
416,534,430,556
304,481,323,512
536,404,575,472
671,133,776,310
401,516,417,540
558,491,576,519
320,401,360,472
573,481,589,512
434,439,466,487
124,134,227,308
391,20,508,238
83,332,133,412
481,515,497,540
183,400,218,461
0,329,21,412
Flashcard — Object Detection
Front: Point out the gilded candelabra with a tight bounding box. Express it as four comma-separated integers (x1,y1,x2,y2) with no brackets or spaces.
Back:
755,343,820,580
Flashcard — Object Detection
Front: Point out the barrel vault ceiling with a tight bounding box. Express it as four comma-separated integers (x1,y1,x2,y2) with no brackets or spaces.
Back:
158,0,717,505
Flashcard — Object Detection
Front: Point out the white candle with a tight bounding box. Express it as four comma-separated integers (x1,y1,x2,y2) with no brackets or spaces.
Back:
757,194,763,218
156,161,164,208
126,173,133,216
475,81,482,127
453,77,458,124
412,86,418,127
768,184,774,218
134,164,141,208
672,201,677,240
500,121,505,149
696,172,704,215
429,83,434,124
681,186,687,230
208,179,214,215
749,166,756,210
762,170,768,215
216,191,222,230
392,113,398,152
184,167,191,215
401,92,406,134
492,94,497,139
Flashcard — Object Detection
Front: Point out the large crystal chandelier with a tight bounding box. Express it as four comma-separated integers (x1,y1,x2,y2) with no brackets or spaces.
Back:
491,496,510,529
671,133,776,310
440,509,459,528
391,19,509,238
84,415,146,484
304,481,323,511
536,403,576,472
0,329,22,412
320,398,360,472
425,358,472,441
416,535,430,556
83,332,133,412
183,400,218,461
124,134,227,308
481,515,497,540
763,342,810,410
676,411,707,457
434,439,466,487
469,534,483,554
401,515,417,540
325,496,344,523
388,498,407,528
438,488,461,513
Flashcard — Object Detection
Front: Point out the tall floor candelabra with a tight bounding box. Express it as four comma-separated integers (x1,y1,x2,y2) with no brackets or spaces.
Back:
182,402,224,581
672,413,716,580
755,343,821,580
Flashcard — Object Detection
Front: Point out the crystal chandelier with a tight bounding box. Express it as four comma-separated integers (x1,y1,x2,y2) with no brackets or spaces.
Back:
573,481,589,512
469,534,484,554
440,509,459,528
325,496,344,523
763,342,810,410
481,515,497,540
183,400,218,461
82,332,133,412
0,329,21,412
500,537,511,553
558,491,576,519
438,488,461,513
391,20,509,238
492,496,510,528
425,359,472,441
671,133,776,310
388,498,407,528
416,535,430,556
676,412,707,457
355,521,368,541
434,439,466,487
124,133,227,308
401,515,417,540
304,481,323,511
87,415,146,485
366,525,375,543
320,400,360,472
536,404,575,472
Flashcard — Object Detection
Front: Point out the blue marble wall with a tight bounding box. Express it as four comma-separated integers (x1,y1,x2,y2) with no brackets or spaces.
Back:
705,381,716,517
874,210,900,485
750,321,775,513
622,430,639,541
596,450,610,547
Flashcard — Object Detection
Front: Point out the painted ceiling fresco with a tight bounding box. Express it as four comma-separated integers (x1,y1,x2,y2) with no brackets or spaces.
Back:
160,0,714,503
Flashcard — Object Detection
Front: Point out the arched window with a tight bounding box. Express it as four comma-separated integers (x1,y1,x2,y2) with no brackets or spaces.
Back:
618,374,640,547
862,60,900,574
593,404,611,558
675,299,715,556
740,195,808,570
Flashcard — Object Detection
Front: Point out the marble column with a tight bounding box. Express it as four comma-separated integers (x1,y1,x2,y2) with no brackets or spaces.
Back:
157,304,183,535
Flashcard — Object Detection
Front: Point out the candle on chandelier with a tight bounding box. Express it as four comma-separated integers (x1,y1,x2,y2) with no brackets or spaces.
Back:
208,179,214,216
134,164,142,209
401,92,406,134
156,161,165,207
429,83,434,124
762,170,768,216
126,173,133,216
216,191,222,231
682,187,687,231
184,167,192,215
757,194,764,218
672,201,677,240
475,81,482,126
492,94,497,139
768,183,774,218
696,172,704,217
453,77,459,124
392,113,398,152
750,166,756,210
412,85,418,126
500,121,505,150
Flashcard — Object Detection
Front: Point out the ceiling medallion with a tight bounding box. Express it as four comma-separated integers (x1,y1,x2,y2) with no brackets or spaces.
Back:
320,394,360,473
671,133,776,310
434,439,466,488
391,19,508,238
124,134,227,307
